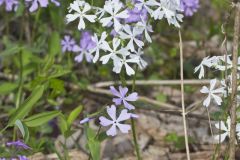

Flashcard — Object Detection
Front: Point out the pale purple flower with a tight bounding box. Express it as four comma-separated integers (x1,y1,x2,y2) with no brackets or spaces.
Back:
73,31,96,63
110,86,138,110
99,105,131,136
25,0,48,12
80,117,93,124
0,0,19,12
61,35,76,53
6,140,31,150
18,155,29,160
125,6,148,23
180,0,199,17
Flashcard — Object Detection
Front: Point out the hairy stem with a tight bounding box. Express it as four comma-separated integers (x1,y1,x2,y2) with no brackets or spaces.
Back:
229,3,240,160
179,30,190,160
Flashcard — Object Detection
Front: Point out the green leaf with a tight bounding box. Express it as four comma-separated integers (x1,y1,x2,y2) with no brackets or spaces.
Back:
48,69,71,79
49,32,61,56
24,111,60,127
0,82,18,95
15,120,29,142
87,127,100,160
15,120,25,138
8,85,45,126
58,114,69,136
0,45,22,58
67,105,83,125
88,139,100,160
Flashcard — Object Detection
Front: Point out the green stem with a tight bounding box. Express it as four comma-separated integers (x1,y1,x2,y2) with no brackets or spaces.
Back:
13,51,24,141
15,51,23,109
120,68,141,160
131,67,141,160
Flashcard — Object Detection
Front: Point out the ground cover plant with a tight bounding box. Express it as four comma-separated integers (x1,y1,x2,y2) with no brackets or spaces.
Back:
1,0,240,159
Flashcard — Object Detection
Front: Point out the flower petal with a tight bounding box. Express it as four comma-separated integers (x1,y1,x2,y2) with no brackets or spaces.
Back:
125,92,138,101
117,109,130,122
106,124,117,136
99,116,113,126
107,105,116,121
117,123,131,134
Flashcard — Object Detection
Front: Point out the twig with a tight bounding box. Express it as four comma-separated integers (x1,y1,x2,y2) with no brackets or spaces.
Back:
86,85,177,109
93,79,210,88
229,3,240,160
85,85,213,121
179,30,190,160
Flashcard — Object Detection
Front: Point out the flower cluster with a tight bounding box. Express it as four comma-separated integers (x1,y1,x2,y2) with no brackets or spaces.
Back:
65,0,185,76
195,55,240,108
195,55,240,143
0,140,30,160
0,0,60,12
80,86,138,136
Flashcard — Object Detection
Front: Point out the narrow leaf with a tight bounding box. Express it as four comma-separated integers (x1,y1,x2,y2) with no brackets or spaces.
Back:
8,85,44,126
0,82,18,95
24,111,60,127
67,105,83,125
15,120,25,138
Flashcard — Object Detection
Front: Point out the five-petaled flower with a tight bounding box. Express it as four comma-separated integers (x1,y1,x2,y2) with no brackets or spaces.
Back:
100,0,129,32
73,31,96,63
99,105,131,136
61,35,76,53
200,79,225,107
119,25,144,52
66,1,97,30
110,86,138,110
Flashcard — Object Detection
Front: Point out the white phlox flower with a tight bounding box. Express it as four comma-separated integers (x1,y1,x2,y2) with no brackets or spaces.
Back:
119,25,144,52
66,0,97,30
100,38,129,65
113,51,139,76
194,56,218,79
200,79,225,107
130,48,148,70
151,0,183,28
136,17,153,43
100,0,129,32
90,32,109,63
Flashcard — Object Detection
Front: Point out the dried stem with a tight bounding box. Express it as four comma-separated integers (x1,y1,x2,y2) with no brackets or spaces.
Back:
179,30,190,160
93,79,210,88
229,3,240,160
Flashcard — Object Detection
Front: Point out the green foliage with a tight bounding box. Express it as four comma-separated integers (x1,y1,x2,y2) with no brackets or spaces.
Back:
8,85,45,126
15,119,30,142
86,127,101,160
0,82,18,95
24,111,61,127
48,32,61,56
165,132,194,150
67,105,83,125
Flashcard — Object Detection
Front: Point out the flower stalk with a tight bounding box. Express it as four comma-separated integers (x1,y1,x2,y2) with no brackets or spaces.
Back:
179,30,190,160
229,2,240,160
